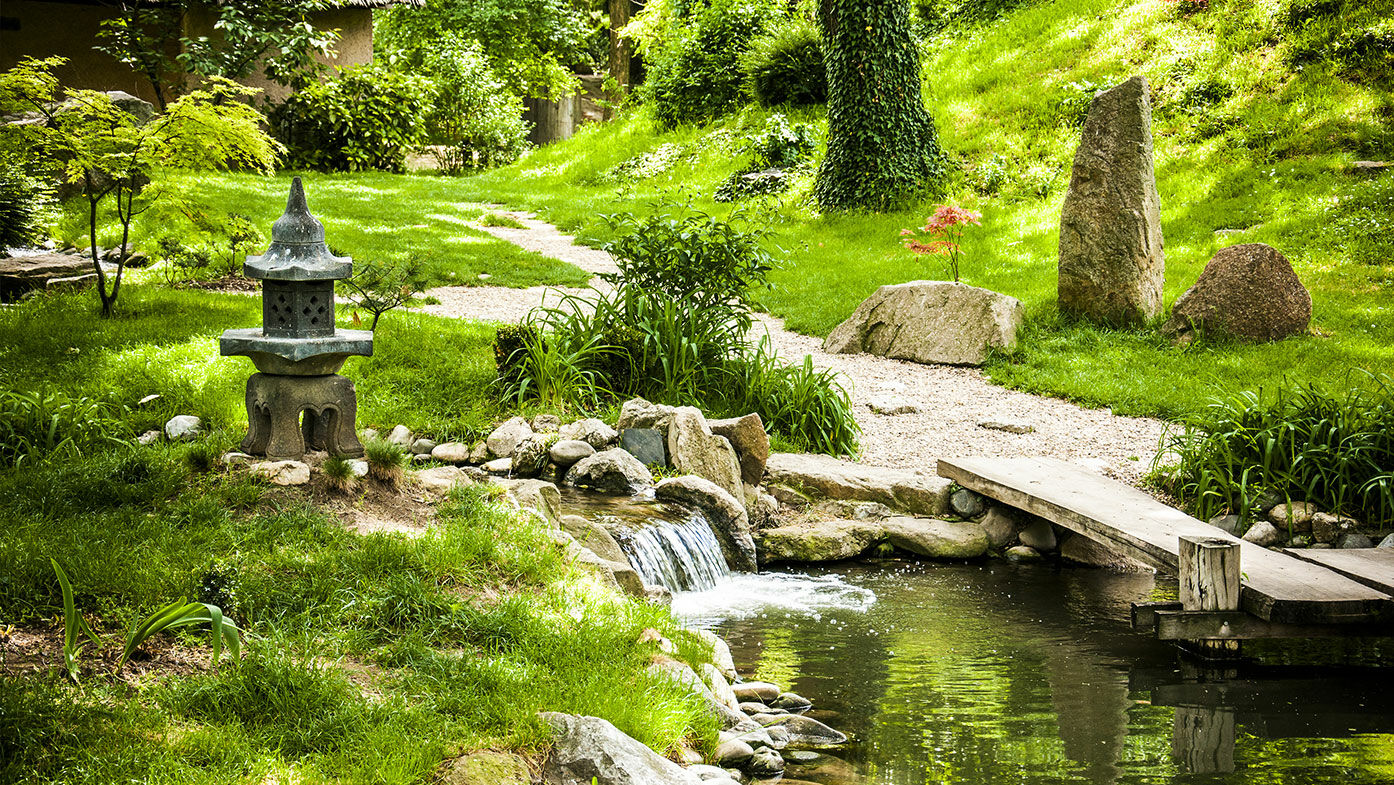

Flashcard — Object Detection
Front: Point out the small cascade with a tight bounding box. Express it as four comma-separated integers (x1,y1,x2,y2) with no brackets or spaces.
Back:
617,512,731,592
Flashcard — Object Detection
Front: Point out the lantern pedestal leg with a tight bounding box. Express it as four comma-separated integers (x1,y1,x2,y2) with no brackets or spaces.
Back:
241,373,365,460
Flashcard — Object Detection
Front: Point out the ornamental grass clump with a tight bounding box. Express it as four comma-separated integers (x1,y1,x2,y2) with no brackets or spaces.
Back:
364,438,408,486
901,204,982,283
321,455,357,494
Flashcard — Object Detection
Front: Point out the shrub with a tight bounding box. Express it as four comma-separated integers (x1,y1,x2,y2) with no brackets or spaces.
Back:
0,159,50,252
1156,376,1394,528
419,36,530,173
271,64,432,173
642,0,787,129
715,114,817,202
741,19,827,108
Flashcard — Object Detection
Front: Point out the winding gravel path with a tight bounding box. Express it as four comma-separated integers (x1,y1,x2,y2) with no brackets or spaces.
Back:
418,211,1165,480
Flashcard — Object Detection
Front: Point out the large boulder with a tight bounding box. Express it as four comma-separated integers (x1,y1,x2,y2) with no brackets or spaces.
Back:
756,519,882,565
617,397,677,431
655,476,758,571
559,418,618,449
560,514,628,563
881,517,988,559
708,413,770,486
824,281,1024,366
0,253,114,301
486,416,533,458
1058,76,1165,326
540,712,704,785
764,453,952,516
564,448,654,494
1162,244,1311,343
667,407,744,501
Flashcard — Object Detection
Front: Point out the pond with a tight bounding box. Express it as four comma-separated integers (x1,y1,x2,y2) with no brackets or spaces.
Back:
676,561,1394,785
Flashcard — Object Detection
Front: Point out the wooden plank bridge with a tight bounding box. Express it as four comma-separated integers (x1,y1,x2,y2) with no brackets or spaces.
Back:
937,457,1393,645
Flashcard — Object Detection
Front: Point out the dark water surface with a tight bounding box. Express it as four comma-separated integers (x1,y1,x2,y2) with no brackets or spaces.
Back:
679,561,1394,785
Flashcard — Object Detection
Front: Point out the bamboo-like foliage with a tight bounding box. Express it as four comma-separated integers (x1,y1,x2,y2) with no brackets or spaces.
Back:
0,390,132,468
50,559,101,682
117,599,241,673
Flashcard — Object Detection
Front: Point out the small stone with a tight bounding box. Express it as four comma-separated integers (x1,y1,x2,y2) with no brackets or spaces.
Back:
1207,514,1246,537
137,430,162,445
1312,512,1357,544
250,460,310,486
1337,532,1374,549
981,507,1020,548
137,393,161,407
620,428,667,466
430,442,473,464
163,415,202,442
949,488,985,518
486,417,533,458
410,438,436,456
412,453,432,464
530,414,561,433
714,739,754,767
558,417,618,449
1289,534,1311,548
747,748,784,775
510,435,550,478
1005,544,1042,562
1018,519,1057,551
868,398,920,416
977,419,1035,434
483,457,512,475
385,425,413,446
221,451,253,465
644,584,672,605
687,764,732,782
564,448,653,494
361,428,379,442
739,701,773,715
772,692,811,711
616,397,677,431
469,441,490,464
1267,501,1318,533
1242,521,1283,547
733,682,781,703
549,439,595,468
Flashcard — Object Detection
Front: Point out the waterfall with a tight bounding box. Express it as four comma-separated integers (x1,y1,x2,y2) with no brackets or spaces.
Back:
616,511,731,592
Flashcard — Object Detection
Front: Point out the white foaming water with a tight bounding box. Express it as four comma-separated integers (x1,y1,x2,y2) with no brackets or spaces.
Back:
672,571,877,628
616,512,731,592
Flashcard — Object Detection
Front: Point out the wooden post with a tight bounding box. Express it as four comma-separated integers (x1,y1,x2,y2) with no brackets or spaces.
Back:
1178,536,1242,658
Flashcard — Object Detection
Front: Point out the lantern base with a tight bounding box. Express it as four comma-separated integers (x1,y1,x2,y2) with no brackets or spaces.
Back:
241,372,364,460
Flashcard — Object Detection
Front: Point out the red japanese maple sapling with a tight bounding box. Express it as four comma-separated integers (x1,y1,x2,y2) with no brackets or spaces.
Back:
901,204,982,283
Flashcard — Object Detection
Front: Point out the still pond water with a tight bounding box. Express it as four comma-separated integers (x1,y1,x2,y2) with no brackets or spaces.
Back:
673,561,1394,785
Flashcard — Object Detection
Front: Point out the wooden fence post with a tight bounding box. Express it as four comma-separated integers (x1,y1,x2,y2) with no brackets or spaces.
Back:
1178,536,1243,658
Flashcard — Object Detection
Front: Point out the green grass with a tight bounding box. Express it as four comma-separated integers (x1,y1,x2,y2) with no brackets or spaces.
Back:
434,0,1394,419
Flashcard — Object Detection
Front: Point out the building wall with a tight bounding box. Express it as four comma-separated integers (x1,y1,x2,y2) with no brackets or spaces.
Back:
0,2,376,108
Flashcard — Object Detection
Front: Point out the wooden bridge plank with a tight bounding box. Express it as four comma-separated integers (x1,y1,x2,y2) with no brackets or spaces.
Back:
1282,548,1394,595
938,457,1390,625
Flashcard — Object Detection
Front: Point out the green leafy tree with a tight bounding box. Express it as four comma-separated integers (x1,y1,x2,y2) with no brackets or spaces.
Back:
0,57,282,316
814,0,947,211
419,35,531,172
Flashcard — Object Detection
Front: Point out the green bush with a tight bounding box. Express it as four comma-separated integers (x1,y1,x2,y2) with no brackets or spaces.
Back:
642,0,786,129
1157,377,1394,528
715,113,817,202
0,159,49,251
741,19,827,108
271,64,432,173
419,36,530,173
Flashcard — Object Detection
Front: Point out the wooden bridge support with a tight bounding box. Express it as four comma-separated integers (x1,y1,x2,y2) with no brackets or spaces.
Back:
1176,536,1243,660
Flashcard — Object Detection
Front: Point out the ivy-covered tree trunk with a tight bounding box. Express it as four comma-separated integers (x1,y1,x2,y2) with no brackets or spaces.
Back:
814,0,946,211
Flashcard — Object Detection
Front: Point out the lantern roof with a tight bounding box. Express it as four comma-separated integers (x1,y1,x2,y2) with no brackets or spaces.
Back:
243,177,353,281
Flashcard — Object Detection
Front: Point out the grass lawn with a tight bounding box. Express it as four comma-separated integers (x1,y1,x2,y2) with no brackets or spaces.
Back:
421,0,1394,419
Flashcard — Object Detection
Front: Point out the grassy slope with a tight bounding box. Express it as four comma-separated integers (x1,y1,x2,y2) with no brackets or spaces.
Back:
443,0,1394,418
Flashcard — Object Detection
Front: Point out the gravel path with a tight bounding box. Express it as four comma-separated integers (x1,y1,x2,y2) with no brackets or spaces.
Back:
417,211,1165,479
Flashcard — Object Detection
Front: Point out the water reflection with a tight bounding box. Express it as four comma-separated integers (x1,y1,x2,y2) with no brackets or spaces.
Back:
687,561,1394,785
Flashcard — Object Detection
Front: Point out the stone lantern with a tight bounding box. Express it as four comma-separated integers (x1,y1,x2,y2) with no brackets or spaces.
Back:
220,177,373,459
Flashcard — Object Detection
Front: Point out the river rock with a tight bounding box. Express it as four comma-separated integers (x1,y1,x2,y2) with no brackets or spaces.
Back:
416,466,470,494
1162,243,1311,343
549,439,594,468
686,764,734,782
655,475,758,571
617,397,677,431
772,692,812,712
756,519,882,564
249,460,309,486
386,424,413,446
708,413,770,486
510,435,550,477
440,750,530,785
981,507,1021,548
482,457,512,475
565,449,653,494
748,748,785,775
740,701,775,715
949,488,985,518
1018,519,1057,551
824,281,1023,366
1242,520,1283,547
1005,544,1043,562
410,438,436,456
881,517,989,559
540,712,704,785
559,418,618,449
1058,75,1165,326
759,714,848,748
715,739,754,767
496,478,562,526
561,515,627,562
164,415,202,442
1059,532,1151,571
765,453,952,516
733,682,782,703
1267,501,1318,533
430,442,472,464
621,428,667,466
667,407,744,501
692,628,738,681
487,417,533,458
1338,532,1374,549
531,414,562,433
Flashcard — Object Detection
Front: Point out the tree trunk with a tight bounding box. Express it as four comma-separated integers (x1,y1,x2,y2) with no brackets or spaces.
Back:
606,0,632,119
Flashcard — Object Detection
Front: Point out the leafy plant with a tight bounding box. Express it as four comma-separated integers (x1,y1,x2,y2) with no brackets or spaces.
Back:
418,36,531,173
340,257,425,331
741,18,827,108
364,438,408,485
0,389,133,468
50,559,100,682
271,64,432,173
901,204,983,283
117,598,241,672
0,159,51,253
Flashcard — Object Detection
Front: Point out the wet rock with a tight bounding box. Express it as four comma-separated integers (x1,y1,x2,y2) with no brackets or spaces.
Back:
549,439,595,468
510,435,550,478
164,415,202,442
825,281,1023,366
1058,76,1165,326
668,407,744,501
1337,532,1374,549
497,478,562,526
1242,521,1283,547
540,712,704,785
410,438,436,456
708,413,770,485
620,428,667,466
1162,243,1311,343
386,424,413,446
1018,519,1057,552
250,460,309,486
561,515,626,562
739,701,774,715
748,748,785,775
487,417,533,458
1207,514,1246,537
759,714,848,748
1267,501,1318,533
882,517,989,559
772,692,812,712
765,453,952,517
949,488,985,518
559,418,618,450
430,442,472,464
981,507,1021,548
756,519,882,565
765,725,791,748
1005,545,1043,563
686,764,734,782
733,682,782,703
564,449,653,494
655,476,757,571
617,397,677,431
440,750,530,785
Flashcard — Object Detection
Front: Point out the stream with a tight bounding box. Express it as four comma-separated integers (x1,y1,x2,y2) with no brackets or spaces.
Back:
561,490,1394,784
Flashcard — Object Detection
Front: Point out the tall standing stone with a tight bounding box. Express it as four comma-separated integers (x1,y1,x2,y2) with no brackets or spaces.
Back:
1058,76,1165,326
